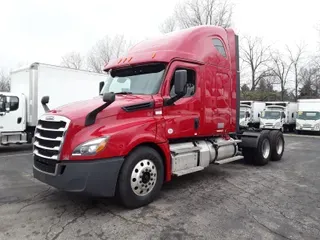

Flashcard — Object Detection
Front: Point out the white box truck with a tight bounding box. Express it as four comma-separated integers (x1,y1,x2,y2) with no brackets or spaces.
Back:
239,101,265,128
0,62,107,145
295,99,320,133
260,101,297,132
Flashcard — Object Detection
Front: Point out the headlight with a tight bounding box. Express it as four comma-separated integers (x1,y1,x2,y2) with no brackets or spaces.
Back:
314,124,320,130
296,122,300,128
72,137,109,156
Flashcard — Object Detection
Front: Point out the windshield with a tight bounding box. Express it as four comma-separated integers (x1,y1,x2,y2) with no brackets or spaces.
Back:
297,111,320,120
101,63,166,95
261,111,281,119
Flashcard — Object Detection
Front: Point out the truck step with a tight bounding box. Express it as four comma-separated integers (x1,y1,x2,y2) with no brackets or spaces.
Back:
171,146,201,155
173,166,204,176
214,155,244,165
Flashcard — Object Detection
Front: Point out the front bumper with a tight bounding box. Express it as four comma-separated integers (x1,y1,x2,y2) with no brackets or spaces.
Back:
33,156,124,197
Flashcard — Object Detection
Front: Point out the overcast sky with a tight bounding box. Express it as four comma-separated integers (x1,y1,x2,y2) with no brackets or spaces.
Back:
1,0,319,73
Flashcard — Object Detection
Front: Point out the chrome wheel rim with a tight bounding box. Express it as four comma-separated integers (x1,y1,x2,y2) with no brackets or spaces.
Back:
130,159,157,196
276,137,284,155
262,139,271,159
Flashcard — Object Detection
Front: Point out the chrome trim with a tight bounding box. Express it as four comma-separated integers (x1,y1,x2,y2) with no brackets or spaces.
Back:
36,125,66,132
34,132,62,141
33,114,71,161
39,115,70,122
34,141,60,151
34,149,58,160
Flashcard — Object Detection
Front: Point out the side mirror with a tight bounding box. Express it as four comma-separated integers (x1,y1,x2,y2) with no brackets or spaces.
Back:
103,92,115,103
41,96,50,113
99,81,105,93
258,113,260,118
174,70,187,95
41,96,49,105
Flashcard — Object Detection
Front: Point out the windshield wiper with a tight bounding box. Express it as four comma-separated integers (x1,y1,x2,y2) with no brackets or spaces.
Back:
114,91,133,95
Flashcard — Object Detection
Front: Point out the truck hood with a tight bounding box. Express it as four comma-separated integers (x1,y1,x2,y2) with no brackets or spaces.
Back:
48,94,154,122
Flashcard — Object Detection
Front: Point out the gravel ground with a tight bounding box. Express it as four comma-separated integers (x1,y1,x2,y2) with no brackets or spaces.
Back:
0,135,319,240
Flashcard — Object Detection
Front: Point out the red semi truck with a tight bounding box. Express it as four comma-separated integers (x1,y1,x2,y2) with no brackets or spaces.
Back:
33,26,285,208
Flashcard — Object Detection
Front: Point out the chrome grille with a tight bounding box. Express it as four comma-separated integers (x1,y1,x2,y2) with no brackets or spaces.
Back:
33,115,70,174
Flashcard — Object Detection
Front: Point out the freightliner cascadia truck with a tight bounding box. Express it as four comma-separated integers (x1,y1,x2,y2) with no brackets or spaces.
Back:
32,26,285,209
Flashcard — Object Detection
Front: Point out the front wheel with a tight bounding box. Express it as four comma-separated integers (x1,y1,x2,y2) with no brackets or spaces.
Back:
116,146,164,209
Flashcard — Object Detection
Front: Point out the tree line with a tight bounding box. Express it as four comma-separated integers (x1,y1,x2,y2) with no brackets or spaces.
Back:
60,34,134,73
1,0,319,99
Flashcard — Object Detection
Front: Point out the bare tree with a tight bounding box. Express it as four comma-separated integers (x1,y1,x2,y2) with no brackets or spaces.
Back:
159,0,233,33
240,36,272,91
0,69,10,92
298,66,320,98
287,43,306,100
159,16,177,33
270,51,293,101
61,51,84,70
87,34,133,73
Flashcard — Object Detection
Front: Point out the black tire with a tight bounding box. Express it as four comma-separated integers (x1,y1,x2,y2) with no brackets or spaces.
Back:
269,130,284,161
116,146,164,209
251,130,271,166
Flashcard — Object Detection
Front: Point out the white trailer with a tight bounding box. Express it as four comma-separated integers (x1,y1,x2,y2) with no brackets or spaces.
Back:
239,101,265,128
259,101,297,132
295,99,320,133
0,62,107,145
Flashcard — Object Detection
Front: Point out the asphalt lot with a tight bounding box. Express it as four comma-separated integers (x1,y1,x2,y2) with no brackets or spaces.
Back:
0,135,319,240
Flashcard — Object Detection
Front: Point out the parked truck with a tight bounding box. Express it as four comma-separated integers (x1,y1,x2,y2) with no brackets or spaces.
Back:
260,101,297,132
296,99,320,134
31,26,285,209
0,63,107,145
239,101,265,129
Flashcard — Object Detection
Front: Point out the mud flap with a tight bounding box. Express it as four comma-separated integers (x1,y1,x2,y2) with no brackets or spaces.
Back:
238,131,261,148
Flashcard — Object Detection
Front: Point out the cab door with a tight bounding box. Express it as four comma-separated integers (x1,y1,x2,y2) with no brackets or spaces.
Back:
161,62,202,140
0,94,26,132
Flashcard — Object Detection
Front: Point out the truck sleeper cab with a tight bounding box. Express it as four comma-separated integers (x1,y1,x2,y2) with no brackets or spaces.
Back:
32,26,285,209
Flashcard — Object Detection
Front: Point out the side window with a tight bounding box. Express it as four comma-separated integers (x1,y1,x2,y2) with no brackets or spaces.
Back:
9,96,19,111
169,68,196,98
212,38,227,58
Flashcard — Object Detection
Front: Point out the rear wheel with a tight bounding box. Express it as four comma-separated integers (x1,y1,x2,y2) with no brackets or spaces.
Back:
251,130,271,166
269,130,284,161
116,146,164,209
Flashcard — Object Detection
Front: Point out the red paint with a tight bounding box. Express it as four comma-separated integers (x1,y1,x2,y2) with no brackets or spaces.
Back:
48,26,237,183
